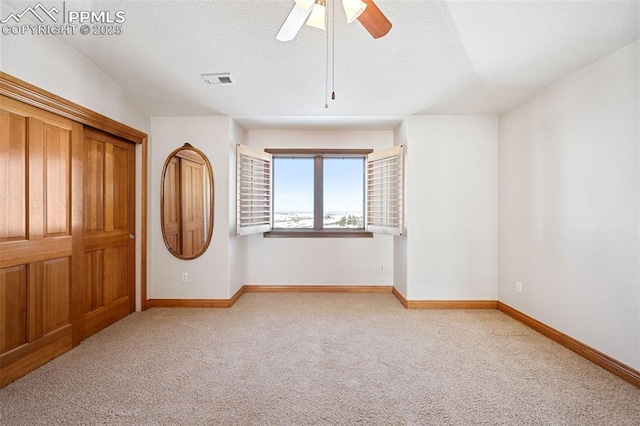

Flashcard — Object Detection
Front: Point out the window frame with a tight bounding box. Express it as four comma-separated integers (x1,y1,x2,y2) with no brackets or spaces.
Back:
264,148,373,238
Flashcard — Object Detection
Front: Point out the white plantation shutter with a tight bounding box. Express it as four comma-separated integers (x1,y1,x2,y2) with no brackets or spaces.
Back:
366,145,404,236
237,144,272,236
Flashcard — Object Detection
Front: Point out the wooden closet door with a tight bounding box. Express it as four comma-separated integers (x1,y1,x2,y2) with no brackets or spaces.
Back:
83,128,135,339
0,96,83,387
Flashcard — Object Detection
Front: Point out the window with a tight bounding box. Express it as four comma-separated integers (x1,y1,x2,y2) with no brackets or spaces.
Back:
272,157,315,229
236,145,404,238
323,158,365,229
268,150,369,236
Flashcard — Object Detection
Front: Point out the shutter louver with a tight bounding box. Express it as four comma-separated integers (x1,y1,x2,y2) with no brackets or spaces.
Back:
366,145,404,236
237,144,272,236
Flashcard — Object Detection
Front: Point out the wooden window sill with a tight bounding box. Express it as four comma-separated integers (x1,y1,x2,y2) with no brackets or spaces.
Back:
264,230,373,238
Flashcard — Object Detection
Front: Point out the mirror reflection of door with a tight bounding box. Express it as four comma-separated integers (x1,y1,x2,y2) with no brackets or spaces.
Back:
161,144,213,259
180,152,208,257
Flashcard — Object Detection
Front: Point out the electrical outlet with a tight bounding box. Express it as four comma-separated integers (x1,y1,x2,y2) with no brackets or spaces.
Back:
378,265,384,273
516,281,522,294
181,272,189,283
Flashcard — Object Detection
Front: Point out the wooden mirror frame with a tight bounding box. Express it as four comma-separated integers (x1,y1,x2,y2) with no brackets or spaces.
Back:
161,143,214,260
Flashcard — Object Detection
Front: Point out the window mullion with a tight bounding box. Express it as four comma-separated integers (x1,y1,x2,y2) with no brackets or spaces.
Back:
314,155,323,230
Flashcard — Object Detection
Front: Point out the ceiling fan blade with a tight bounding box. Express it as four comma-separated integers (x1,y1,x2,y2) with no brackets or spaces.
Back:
357,0,392,39
276,3,314,42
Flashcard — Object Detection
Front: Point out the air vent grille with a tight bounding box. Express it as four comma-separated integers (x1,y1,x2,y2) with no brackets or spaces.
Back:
201,73,235,85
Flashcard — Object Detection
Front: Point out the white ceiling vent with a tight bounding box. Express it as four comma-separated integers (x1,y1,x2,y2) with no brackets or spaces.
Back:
202,73,235,85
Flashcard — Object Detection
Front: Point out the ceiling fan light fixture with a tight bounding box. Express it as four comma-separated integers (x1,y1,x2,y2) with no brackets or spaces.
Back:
306,0,326,30
341,0,367,24
294,0,315,10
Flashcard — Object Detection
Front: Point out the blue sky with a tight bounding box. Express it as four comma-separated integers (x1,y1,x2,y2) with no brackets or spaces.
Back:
273,158,364,213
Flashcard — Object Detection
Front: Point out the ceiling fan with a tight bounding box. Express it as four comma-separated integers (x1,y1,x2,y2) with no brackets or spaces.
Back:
276,0,392,42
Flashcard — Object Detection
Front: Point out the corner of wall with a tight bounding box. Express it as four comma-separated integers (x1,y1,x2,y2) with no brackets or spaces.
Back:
228,119,247,297
393,118,409,297
403,114,499,301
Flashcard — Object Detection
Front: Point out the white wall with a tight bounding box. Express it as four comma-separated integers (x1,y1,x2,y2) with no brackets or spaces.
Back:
150,117,231,299
499,41,639,370
228,120,246,296
1,32,149,133
393,120,409,296
244,130,394,286
1,28,151,310
406,115,499,300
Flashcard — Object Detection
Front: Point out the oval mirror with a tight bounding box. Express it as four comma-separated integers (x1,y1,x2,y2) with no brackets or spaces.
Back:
161,143,214,259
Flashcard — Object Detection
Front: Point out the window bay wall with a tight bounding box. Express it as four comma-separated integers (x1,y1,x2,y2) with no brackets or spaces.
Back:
244,130,394,287
399,115,500,302
150,117,244,300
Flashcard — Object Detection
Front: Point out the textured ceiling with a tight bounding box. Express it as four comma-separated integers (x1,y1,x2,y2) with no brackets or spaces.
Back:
2,0,638,125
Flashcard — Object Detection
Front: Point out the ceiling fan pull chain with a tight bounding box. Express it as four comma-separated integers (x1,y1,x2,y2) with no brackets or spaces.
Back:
325,0,330,108
332,0,336,101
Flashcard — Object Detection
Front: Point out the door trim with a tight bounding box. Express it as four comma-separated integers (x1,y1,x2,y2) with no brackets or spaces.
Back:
1,72,149,311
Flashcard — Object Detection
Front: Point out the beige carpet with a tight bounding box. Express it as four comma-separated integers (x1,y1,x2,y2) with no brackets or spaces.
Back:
1,293,638,425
